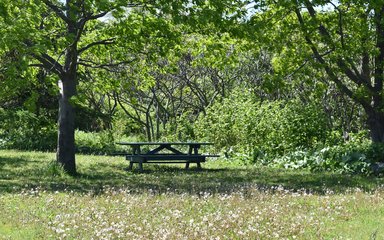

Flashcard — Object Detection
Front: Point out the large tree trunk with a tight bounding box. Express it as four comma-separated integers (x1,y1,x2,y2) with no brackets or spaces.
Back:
371,6,384,143
57,0,79,174
57,76,77,175
367,111,384,143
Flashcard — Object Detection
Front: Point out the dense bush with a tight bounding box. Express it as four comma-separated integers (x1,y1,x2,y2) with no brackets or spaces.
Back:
75,130,116,155
194,90,328,157
0,108,140,155
75,130,144,155
263,132,384,175
192,91,384,175
0,109,56,151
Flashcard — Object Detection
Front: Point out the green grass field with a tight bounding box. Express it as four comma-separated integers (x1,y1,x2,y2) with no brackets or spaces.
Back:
1,150,384,239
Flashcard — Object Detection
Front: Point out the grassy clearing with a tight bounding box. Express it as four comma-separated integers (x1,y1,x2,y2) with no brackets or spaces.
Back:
1,150,384,239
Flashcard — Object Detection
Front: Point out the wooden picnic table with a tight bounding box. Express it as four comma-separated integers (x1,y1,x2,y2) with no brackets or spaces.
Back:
116,142,217,172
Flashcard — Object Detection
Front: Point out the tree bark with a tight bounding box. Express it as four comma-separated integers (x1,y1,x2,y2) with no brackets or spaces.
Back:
369,5,384,143
57,76,77,175
367,110,384,143
55,0,79,175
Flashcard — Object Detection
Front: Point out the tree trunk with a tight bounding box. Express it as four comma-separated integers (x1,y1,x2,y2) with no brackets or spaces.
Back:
371,6,384,143
57,77,77,175
367,111,384,143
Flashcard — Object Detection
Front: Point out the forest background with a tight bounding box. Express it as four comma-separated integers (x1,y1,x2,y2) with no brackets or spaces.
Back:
1,0,384,175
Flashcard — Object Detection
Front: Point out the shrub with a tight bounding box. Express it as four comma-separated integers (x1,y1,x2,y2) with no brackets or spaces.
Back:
0,109,56,151
194,90,328,159
75,130,117,155
0,108,136,155
270,132,384,175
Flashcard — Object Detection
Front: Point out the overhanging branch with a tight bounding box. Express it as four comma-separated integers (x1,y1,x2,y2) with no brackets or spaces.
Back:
32,53,64,76
42,0,72,25
81,2,143,22
78,58,134,70
294,8,372,111
78,38,116,54
85,11,110,21
303,1,372,89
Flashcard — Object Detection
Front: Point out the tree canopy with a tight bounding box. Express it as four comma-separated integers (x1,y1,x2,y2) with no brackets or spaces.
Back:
241,1,384,142
1,0,384,174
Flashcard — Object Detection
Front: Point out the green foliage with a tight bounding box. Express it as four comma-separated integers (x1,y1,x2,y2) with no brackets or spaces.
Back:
0,109,56,151
75,130,143,155
248,1,384,144
195,89,328,157
173,111,197,141
270,132,384,175
0,0,382,178
310,136,384,175
75,130,116,155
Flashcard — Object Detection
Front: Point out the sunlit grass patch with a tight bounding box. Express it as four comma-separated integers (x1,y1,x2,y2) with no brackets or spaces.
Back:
1,187,384,239
1,150,384,239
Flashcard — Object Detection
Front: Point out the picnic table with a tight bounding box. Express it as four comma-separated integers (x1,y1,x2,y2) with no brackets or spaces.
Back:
116,142,218,172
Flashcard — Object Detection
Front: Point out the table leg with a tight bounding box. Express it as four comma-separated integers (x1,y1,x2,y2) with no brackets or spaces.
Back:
189,144,200,155
138,162,144,172
194,144,201,154
127,162,134,171
132,145,141,154
196,162,202,170
185,162,190,169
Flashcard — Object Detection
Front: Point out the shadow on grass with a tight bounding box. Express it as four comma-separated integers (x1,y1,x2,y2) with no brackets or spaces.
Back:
0,154,383,195
0,156,39,168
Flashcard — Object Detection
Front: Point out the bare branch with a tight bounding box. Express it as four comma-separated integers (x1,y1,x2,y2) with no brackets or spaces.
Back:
116,93,147,126
32,53,64,76
78,38,116,54
328,1,345,48
303,1,372,89
78,58,135,71
29,63,45,68
85,11,110,21
81,2,143,22
295,8,372,111
42,0,72,24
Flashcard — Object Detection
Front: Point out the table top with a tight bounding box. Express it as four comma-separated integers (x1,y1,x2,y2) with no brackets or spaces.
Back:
116,142,213,146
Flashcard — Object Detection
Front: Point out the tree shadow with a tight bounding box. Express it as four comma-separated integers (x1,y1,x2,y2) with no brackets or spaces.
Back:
0,155,383,195
0,156,31,168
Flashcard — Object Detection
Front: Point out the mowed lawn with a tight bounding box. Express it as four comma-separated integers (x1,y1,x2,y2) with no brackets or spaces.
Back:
1,150,384,239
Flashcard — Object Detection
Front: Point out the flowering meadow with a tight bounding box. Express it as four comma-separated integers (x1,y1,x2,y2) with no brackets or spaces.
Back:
1,150,384,239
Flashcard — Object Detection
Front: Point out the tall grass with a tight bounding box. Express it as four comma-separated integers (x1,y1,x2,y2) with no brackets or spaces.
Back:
1,150,384,239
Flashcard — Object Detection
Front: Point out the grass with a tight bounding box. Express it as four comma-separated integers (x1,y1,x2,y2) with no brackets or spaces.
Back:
1,149,384,239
